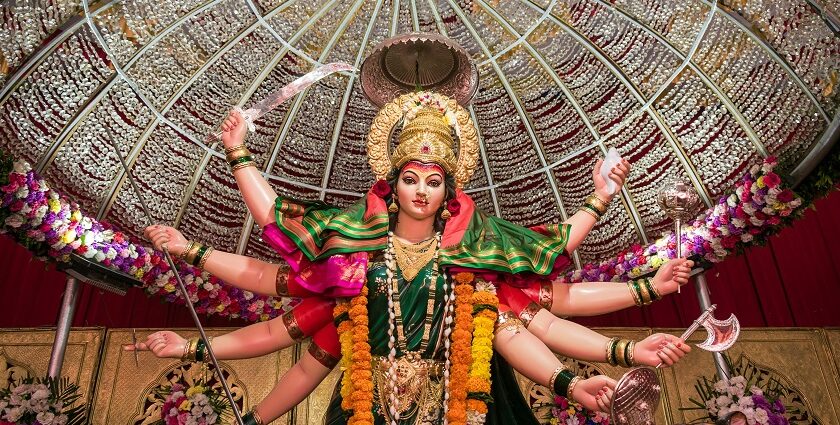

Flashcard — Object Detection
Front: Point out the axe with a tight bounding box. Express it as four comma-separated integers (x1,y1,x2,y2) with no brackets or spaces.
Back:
657,304,740,368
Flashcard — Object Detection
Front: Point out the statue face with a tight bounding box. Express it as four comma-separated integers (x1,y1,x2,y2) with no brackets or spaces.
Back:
395,161,446,222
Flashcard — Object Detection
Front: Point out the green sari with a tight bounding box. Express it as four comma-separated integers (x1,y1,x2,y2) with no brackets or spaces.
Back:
323,257,540,425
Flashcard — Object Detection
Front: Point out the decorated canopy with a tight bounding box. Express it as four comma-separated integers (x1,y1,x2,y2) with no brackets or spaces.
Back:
1,0,838,270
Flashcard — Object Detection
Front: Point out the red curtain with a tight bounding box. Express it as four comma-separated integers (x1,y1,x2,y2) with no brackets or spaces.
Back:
1,189,838,329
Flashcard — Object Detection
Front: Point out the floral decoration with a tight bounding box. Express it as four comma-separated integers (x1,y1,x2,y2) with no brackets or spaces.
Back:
547,394,610,425
154,380,228,425
0,376,85,425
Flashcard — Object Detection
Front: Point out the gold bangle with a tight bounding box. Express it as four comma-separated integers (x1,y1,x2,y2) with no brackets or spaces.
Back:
578,206,600,220
250,405,265,425
585,194,609,214
637,278,652,305
225,145,252,160
226,150,252,163
231,161,256,171
647,278,662,300
224,143,247,154
198,246,214,269
183,337,199,361
627,281,642,307
615,339,631,367
605,337,619,365
178,241,195,259
627,340,636,367
184,242,202,265
548,366,565,392
567,376,583,403
181,340,190,361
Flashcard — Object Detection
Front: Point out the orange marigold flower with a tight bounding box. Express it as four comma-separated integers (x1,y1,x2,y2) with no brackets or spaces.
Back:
467,399,489,414
454,272,475,285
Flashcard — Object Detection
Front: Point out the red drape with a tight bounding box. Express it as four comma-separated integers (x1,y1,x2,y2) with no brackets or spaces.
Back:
1,189,838,329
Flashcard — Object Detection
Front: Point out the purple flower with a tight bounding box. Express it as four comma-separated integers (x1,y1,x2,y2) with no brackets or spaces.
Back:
752,394,771,410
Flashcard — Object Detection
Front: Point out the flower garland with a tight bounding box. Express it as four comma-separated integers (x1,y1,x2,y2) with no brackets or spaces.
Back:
333,301,354,412
0,156,296,322
548,394,610,425
693,375,788,425
565,157,804,283
346,286,373,425
155,381,228,425
447,274,475,425
0,376,85,425
466,277,498,425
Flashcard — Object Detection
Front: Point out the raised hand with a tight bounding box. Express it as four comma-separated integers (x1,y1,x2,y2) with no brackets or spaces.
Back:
123,331,187,359
144,224,188,256
653,258,695,296
220,110,249,149
634,333,691,367
571,375,617,412
593,157,631,202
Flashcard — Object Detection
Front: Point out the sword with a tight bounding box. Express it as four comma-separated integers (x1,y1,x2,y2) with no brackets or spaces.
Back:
205,62,356,141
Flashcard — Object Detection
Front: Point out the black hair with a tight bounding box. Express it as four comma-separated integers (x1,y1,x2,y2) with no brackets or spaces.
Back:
386,165,457,234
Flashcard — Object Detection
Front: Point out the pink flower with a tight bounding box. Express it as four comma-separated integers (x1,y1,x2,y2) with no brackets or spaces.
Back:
777,189,795,203
371,179,391,198
762,172,781,188
446,199,461,217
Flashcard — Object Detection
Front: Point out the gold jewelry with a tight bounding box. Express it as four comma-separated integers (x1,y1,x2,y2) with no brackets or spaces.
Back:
225,146,252,162
181,340,190,360
627,340,636,366
178,241,195,259
496,311,524,335
637,278,652,305
182,337,199,361
367,92,479,189
615,339,633,367
628,280,643,307
391,235,438,281
646,278,662,301
585,194,609,215
388,200,399,213
231,159,256,171
197,246,214,269
548,366,565,392
440,208,451,220
606,337,619,365
224,144,247,154
184,243,202,265
248,405,265,425
567,376,583,403
578,205,600,220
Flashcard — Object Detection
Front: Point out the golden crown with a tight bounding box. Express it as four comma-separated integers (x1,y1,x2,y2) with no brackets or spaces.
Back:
367,92,478,188
391,108,457,174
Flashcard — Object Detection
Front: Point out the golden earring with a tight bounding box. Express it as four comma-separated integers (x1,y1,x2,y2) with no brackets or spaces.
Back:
440,209,451,220
388,200,399,213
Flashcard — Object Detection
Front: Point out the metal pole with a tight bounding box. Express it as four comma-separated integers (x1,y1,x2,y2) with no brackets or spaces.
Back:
48,276,80,379
693,272,731,380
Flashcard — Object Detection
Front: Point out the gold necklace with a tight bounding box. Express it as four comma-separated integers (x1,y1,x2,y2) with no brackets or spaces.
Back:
391,235,438,281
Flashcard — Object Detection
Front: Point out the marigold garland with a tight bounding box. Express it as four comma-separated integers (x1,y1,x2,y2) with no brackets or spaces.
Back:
334,301,355,412
344,285,373,425
447,275,475,425
467,279,498,424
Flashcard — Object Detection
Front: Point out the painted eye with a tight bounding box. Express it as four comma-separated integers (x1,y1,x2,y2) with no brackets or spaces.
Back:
402,177,415,184
429,180,441,187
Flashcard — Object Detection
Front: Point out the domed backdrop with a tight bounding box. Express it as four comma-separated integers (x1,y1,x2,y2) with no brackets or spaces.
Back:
1,0,838,269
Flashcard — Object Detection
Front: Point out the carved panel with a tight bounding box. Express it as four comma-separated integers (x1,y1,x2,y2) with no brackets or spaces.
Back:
0,328,104,420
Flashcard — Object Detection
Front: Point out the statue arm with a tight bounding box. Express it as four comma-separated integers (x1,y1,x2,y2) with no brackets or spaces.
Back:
221,110,279,229
253,325,340,422
253,350,335,422
548,258,694,317
493,318,615,412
